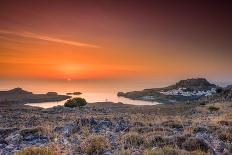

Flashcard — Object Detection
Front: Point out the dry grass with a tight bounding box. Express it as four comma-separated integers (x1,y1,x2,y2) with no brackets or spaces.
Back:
16,146,58,155
121,132,145,148
182,138,209,153
114,149,132,155
216,129,232,142
80,134,110,154
144,146,180,155
190,150,210,155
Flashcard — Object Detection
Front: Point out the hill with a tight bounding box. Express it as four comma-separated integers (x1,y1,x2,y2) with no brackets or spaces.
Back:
0,88,71,104
118,78,220,103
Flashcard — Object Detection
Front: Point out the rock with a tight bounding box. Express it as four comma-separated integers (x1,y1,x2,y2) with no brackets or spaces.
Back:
106,131,115,137
70,138,80,145
0,139,7,149
115,119,129,132
103,151,112,155
193,126,208,133
20,127,49,145
98,118,112,128
132,150,141,155
20,127,44,137
80,118,91,126
5,144,15,151
53,126,63,133
216,141,225,153
5,133,21,144
90,117,98,126
0,128,18,139
27,116,40,126
64,123,80,136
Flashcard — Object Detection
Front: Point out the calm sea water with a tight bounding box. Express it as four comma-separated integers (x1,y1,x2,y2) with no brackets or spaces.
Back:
1,79,228,108
1,80,169,108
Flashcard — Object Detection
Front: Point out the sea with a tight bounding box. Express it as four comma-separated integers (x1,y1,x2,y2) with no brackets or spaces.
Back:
1,79,229,108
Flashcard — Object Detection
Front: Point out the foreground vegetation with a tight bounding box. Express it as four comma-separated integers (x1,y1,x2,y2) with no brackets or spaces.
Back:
0,100,232,154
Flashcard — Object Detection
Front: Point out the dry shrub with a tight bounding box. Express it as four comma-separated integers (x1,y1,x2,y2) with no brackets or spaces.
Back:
217,129,232,142
208,106,220,112
16,146,58,155
114,148,132,155
80,134,110,154
144,146,180,155
190,150,210,155
121,132,145,148
182,137,209,152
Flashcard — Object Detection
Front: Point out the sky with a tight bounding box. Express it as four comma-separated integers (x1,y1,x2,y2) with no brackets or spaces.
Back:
0,0,232,83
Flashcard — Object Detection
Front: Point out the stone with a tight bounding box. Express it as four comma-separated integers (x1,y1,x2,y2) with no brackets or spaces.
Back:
103,151,112,155
98,118,112,128
64,123,80,137
0,128,18,139
115,119,129,132
5,133,21,144
5,144,14,151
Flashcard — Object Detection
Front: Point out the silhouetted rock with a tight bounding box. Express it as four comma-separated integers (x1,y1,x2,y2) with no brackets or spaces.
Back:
46,92,58,96
0,88,71,103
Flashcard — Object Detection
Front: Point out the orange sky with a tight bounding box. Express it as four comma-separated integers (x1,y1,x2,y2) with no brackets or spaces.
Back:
0,1,232,82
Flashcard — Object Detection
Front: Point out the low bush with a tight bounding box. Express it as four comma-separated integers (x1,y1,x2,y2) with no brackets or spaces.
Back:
114,149,132,155
144,146,180,155
217,129,232,142
80,134,110,154
182,137,209,152
16,146,57,155
208,106,220,112
190,150,210,155
161,120,183,130
121,132,145,148
64,97,87,108
145,134,169,148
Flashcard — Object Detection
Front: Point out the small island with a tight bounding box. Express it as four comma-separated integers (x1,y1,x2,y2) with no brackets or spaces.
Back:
0,88,71,104
66,92,82,95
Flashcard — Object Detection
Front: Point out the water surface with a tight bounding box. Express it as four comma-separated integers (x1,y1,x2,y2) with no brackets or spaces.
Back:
0,79,182,108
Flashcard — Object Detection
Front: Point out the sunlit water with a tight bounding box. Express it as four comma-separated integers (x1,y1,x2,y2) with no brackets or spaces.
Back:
3,79,228,108
0,79,171,108
25,92,161,108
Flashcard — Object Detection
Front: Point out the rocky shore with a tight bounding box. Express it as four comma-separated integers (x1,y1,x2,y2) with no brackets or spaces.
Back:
0,100,232,154
0,88,71,104
118,78,224,103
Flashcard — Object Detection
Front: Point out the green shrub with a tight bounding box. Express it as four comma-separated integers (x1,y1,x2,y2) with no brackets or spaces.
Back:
16,146,58,155
80,134,109,154
64,97,87,108
208,106,220,112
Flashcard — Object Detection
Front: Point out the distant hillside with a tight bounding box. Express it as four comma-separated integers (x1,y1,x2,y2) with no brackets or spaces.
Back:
0,88,71,104
162,78,217,91
0,88,33,95
118,78,220,103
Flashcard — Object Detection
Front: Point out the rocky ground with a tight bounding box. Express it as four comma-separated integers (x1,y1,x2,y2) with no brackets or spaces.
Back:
0,101,232,155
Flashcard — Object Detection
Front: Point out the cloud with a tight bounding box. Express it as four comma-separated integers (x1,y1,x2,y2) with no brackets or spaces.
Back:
0,30,100,48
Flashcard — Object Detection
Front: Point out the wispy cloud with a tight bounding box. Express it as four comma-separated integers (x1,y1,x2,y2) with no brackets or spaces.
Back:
0,30,100,48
